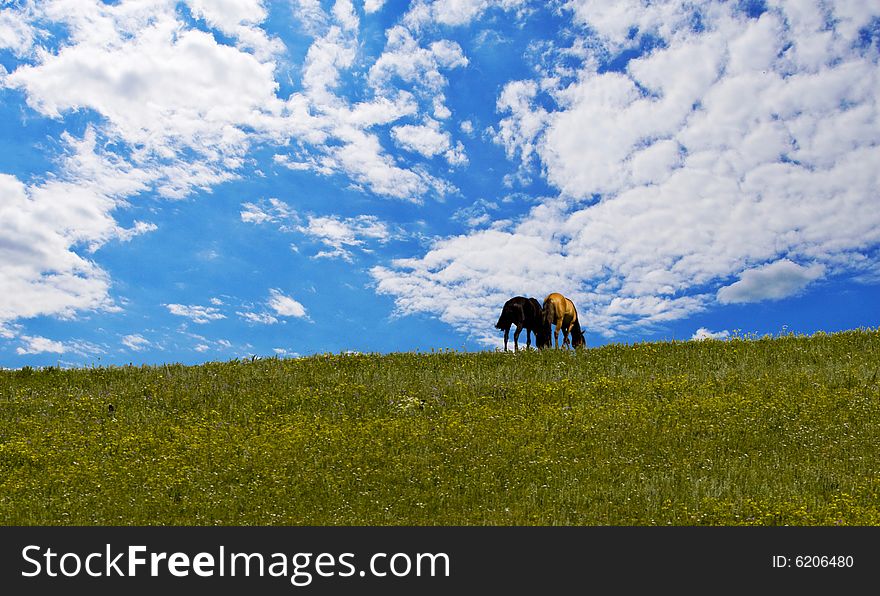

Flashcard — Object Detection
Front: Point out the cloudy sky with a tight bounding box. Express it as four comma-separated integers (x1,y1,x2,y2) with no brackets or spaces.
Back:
1,0,879,367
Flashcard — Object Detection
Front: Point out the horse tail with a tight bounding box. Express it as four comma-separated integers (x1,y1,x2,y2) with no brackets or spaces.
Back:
495,306,510,330
542,296,555,326
569,300,586,347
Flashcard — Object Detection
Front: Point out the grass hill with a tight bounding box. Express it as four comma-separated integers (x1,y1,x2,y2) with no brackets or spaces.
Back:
1,329,878,525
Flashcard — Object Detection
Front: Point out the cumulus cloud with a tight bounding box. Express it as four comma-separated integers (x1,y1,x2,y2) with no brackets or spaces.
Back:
15,335,105,356
0,158,126,328
370,27,468,90
368,25,468,122
16,335,66,355
268,289,308,318
0,6,35,55
404,0,530,28
493,79,548,164
182,333,236,352
5,4,282,165
453,199,499,228
375,1,880,340
165,303,227,324
691,327,730,341
237,310,279,325
301,214,391,261
717,260,825,304
185,0,284,60
270,8,459,201
272,347,301,357
121,334,153,352
392,120,451,157
240,198,299,230
364,0,386,14
241,203,395,262
237,289,307,324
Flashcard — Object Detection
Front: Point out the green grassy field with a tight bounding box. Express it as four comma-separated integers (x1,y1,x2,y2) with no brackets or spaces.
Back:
1,329,878,526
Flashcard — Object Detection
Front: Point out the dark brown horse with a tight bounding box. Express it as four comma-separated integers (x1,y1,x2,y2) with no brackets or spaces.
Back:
495,296,550,351
542,292,585,349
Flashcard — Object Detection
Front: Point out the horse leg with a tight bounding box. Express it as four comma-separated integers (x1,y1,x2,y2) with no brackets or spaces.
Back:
526,328,532,349
513,325,523,352
563,327,571,349
503,327,510,351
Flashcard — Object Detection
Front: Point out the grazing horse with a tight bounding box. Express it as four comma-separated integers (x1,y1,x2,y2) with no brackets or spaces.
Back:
542,293,586,349
495,296,549,351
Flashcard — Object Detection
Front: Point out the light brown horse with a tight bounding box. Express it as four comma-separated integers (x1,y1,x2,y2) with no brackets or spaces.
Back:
542,293,586,349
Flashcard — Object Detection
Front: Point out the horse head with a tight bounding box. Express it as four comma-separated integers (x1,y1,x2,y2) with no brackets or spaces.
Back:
570,323,586,348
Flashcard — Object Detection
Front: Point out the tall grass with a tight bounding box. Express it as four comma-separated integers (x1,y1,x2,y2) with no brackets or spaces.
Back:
1,329,878,525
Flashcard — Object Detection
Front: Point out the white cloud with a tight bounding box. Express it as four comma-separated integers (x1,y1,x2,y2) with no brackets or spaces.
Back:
237,310,279,324
185,0,283,60
332,0,360,31
320,129,449,200
5,5,282,165
181,331,236,351
270,12,458,201
16,335,66,355
121,334,152,352
404,0,530,28
268,289,308,318
0,322,21,340
14,335,104,357
240,198,298,229
368,25,468,122
0,162,123,327
165,303,227,323
364,0,386,14
241,202,395,262
0,6,35,55
369,29,469,88
562,0,706,51
717,259,825,304
300,214,392,261
186,0,267,31
493,79,548,164
691,327,729,341
391,120,451,158
236,289,308,324
0,1,387,332
453,199,499,228
113,221,158,244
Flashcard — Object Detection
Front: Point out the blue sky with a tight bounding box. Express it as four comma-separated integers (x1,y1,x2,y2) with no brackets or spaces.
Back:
1,0,879,367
